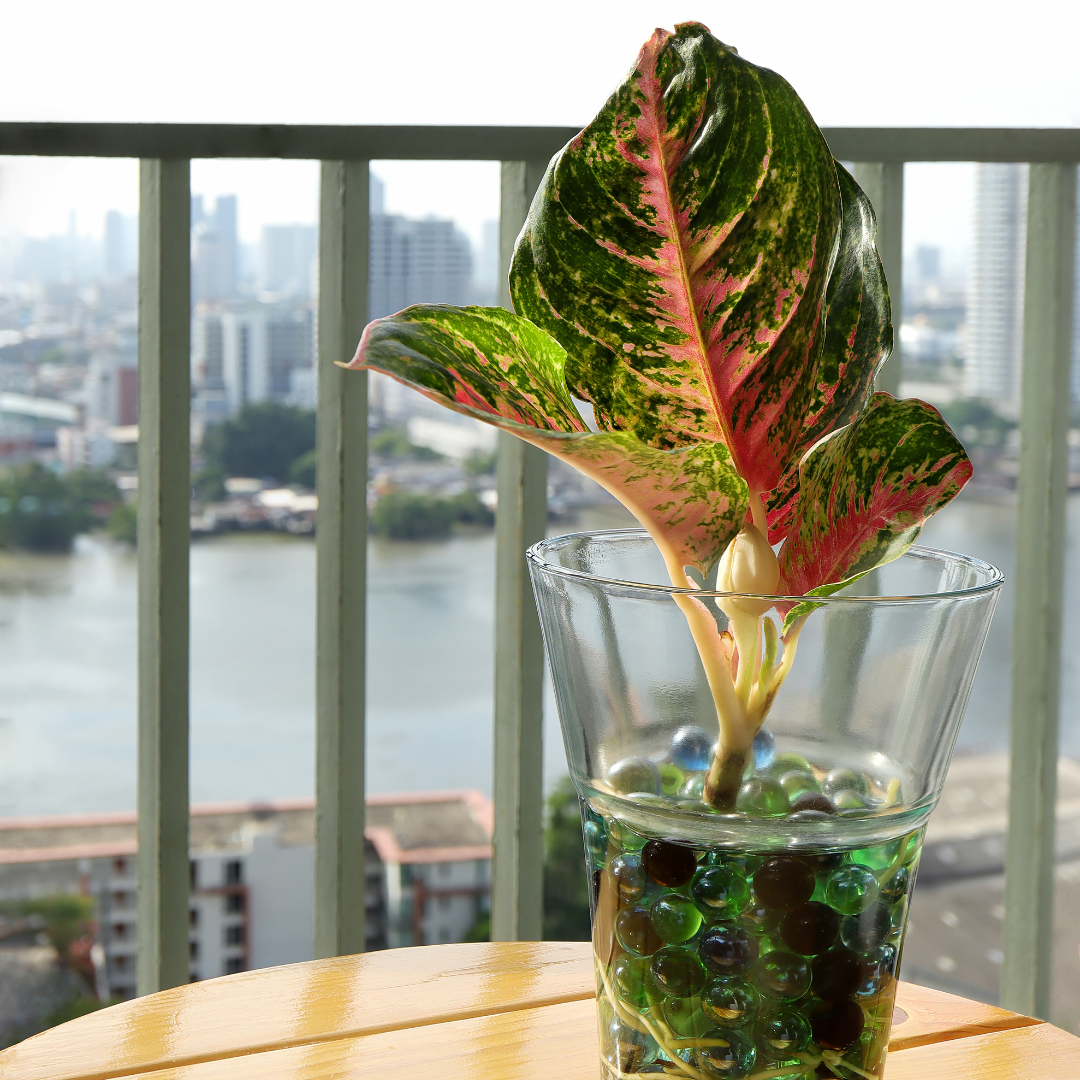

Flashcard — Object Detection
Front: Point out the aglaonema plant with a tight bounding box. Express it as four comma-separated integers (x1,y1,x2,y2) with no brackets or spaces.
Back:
346,23,972,809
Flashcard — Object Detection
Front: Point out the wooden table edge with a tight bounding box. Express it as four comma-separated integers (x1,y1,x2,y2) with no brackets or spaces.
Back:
2,990,599,1080
0,943,1062,1080
888,1011,1044,1052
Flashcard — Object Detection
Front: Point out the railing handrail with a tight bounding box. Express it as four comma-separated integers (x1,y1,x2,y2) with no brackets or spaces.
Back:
0,122,1078,162
0,121,1073,1020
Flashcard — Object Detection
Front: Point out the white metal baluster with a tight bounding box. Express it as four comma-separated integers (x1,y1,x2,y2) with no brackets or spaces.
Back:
315,160,370,958
1002,162,1077,1018
491,160,548,942
136,158,191,995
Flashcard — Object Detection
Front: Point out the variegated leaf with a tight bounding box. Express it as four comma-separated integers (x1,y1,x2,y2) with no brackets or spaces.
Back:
777,393,973,604
763,163,893,543
510,21,841,497
350,305,748,575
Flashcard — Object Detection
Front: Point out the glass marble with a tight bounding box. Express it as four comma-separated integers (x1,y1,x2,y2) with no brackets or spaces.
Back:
839,905,892,954
659,763,686,795
696,1028,756,1079
821,768,871,799
699,924,758,977
779,769,821,799
609,853,646,902
753,858,815,911
670,725,713,771
663,995,713,1038
650,945,708,998
752,728,776,770
702,977,759,1026
642,839,697,887
691,865,751,920
825,865,880,915
735,777,790,818
607,756,661,796
612,954,661,1009
752,951,812,1001
583,819,608,866
615,904,664,956
755,1006,813,1057
651,893,704,944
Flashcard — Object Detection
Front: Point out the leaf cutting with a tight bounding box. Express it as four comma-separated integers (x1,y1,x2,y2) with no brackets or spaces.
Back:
345,22,971,808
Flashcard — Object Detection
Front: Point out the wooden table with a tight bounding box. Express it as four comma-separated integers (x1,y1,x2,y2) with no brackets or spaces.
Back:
2,942,1079,1079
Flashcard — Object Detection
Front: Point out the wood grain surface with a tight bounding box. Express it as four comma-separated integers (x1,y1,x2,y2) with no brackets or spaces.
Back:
0,942,1075,1080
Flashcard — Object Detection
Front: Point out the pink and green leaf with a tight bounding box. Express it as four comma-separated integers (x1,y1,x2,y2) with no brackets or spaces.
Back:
509,21,841,495
763,163,893,543
350,305,749,575
776,393,973,631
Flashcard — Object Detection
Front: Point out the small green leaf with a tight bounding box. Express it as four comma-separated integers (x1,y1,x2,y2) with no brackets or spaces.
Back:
777,393,973,600
351,304,748,575
779,569,874,637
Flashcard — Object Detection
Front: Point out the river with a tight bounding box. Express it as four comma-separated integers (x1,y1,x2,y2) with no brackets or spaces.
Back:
0,494,1076,817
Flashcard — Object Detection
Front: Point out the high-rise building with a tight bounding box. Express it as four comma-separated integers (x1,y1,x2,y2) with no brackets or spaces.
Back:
85,340,138,428
219,302,314,416
914,245,941,283
258,224,317,298
965,164,1028,409
103,210,137,280
474,218,499,306
192,304,228,435
368,214,474,321
192,195,239,303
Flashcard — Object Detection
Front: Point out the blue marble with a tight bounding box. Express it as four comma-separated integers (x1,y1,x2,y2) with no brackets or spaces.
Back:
670,725,712,771
752,728,776,770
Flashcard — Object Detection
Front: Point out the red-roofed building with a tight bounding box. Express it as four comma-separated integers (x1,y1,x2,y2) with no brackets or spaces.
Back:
0,790,492,1000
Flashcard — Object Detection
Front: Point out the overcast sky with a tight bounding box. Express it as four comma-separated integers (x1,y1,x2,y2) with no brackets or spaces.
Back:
1,0,1075,261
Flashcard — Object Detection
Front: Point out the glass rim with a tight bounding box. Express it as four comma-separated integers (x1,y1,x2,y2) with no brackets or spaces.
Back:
527,528,1005,605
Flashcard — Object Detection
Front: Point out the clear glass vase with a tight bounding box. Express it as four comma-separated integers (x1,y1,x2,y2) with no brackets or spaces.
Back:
528,530,1003,1080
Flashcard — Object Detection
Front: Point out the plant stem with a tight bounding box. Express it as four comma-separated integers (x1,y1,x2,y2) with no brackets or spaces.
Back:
703,616,805,807
645,525,806,811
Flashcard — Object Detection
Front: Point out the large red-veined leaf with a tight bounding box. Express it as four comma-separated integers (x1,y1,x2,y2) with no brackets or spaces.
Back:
349,305,749,576
762,163,893,542
509,21,841,497
776,393,972,630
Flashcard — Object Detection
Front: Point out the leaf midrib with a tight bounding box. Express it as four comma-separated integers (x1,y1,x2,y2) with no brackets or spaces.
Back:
649,60,769,489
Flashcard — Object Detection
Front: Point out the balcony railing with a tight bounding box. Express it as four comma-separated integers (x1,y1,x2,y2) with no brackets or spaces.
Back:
0,122,1076,1019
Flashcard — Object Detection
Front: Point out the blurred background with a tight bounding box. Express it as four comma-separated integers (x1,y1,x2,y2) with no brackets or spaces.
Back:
0,0,1078,1043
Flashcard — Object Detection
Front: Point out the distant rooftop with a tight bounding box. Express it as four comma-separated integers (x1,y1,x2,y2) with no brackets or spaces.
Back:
0,790,493,868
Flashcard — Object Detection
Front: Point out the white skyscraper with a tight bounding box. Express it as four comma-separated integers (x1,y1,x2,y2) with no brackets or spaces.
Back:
966,164,1028,410
258,224,318,298
219,303,314,416
104,210,137,279
192,195,239,302
368,215,474,321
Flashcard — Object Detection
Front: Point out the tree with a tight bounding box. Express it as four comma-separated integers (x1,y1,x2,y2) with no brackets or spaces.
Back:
201,402,317,483
542,777,592,941
369,425,443,462
288,448,318,490
370,492,454,540
461,778,592,945
0,464,119,553
107,500,137,545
